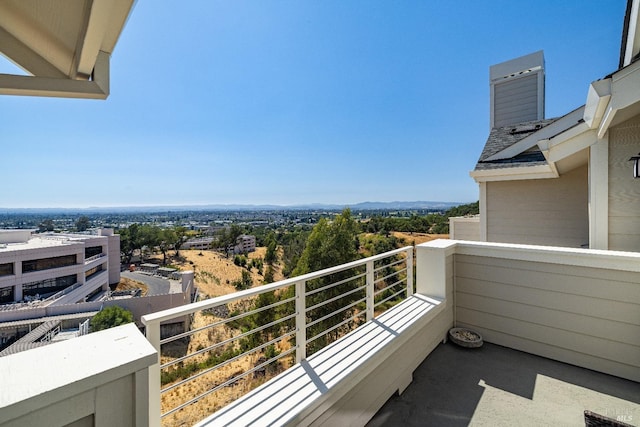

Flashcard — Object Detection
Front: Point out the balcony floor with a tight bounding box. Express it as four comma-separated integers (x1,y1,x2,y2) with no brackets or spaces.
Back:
368,341,640,426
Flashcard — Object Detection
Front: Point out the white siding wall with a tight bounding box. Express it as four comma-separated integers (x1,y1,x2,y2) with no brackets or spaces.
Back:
449,216,480,241
485,165,588,247
0,324,155,427
451,243,640,382
608,114,640,252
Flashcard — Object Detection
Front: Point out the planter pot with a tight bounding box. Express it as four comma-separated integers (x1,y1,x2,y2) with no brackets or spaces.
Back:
449,327,483,348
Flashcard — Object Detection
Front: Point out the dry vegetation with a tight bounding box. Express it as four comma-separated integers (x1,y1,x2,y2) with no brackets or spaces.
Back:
114,276,149,296
147,247,287,426
392,232,449,245
154,235,443,426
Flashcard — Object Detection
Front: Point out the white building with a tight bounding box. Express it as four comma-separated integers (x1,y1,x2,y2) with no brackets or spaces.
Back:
0,228,120,306
182,237,214,250
234,234,256,254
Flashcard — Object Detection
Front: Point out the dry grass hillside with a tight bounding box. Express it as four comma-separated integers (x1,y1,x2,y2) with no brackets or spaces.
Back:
152,236,445,425
148,247,284,300
149,247,288,426
392,232,448,245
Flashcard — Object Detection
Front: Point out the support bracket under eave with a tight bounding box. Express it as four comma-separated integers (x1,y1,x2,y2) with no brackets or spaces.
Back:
0,50,110,99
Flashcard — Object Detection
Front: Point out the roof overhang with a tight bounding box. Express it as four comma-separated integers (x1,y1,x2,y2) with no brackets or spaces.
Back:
473,60,640,184
484,107,585,162
470,164,559,183
0,0,135,99
621,0,640,68
593,59,640,138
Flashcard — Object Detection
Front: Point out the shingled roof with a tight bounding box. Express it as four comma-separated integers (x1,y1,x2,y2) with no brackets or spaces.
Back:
474,118,558,171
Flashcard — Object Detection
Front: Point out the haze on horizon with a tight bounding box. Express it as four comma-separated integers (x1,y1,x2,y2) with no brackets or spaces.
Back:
0,1,626,209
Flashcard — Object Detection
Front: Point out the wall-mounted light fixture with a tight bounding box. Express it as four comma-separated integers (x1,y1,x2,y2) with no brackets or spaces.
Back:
630,153,640,178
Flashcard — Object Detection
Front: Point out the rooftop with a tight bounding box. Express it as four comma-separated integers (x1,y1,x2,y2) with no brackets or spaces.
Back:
474,118,557,171
369,341,640,426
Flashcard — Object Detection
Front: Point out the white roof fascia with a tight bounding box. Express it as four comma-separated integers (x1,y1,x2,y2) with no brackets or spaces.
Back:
470,164,559,183
73,0,116,80
0,0,132,99
0,51,109,99
584,79,612,129
490,50,544,81
539,122,595,163
598,59,640,138
485,107,585,162
622,0,640,67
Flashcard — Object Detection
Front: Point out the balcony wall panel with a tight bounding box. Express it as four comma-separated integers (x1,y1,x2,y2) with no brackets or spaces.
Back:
456,276,638,324
452,250,640,382
455,255,639,302
456,292,639,344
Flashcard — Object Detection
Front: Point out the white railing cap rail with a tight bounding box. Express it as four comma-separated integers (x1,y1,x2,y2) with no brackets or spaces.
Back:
141,246,412,326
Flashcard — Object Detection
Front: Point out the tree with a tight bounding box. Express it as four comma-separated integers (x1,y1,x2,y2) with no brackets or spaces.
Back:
90,306,133,332
75,215,90,232
158,228,178,265
138,224,161,263
214,224,244,257
119,224,140,264
291,208,361,355
173,226,189,257
233,269,253,291
38,219,54,233
264,232,278,265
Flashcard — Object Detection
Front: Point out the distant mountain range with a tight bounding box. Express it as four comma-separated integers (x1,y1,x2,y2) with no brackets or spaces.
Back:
0,201,465,214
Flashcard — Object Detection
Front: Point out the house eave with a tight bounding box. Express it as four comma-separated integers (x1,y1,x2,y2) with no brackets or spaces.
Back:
470,164,559,183
0,0,135,99
484,107,584,162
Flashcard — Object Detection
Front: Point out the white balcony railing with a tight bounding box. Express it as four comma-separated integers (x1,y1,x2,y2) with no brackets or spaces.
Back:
3,240,637,427
84,253,106,263
142,246,413,426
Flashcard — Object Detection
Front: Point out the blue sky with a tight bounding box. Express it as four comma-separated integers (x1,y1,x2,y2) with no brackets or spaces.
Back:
0,1,627,208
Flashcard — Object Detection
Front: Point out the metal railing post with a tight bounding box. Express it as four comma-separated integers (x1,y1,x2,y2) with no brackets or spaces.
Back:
365,260,374,321
406,247,414,297
295,280,306,363
144,318,161,427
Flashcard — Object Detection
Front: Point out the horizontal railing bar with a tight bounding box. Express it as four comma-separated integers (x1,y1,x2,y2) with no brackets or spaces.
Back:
374,287,406,308
161,313,296,369
375,269,405,285
374,278,406,297
306,310,366,344
305,272,366,297
160,296,295,345
305,284,365,313
162,346,297,418
373,257,405,273
306,296,366,329
143,247,412,324
161,330,296,394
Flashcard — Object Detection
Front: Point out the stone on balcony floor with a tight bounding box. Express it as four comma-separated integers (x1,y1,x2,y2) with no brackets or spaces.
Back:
368,341,640,426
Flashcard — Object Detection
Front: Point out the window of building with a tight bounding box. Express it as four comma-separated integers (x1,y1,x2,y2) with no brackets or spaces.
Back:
22,254,77,273
22,274,76,297
85,246,103,259
0,286,14,303
85,264,104,280
0,263,13,277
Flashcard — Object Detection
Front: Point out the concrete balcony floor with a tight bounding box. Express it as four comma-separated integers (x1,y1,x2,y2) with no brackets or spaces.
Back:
368,341,640,426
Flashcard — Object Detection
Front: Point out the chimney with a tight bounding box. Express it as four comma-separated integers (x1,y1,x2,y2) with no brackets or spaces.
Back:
490,50,545,129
